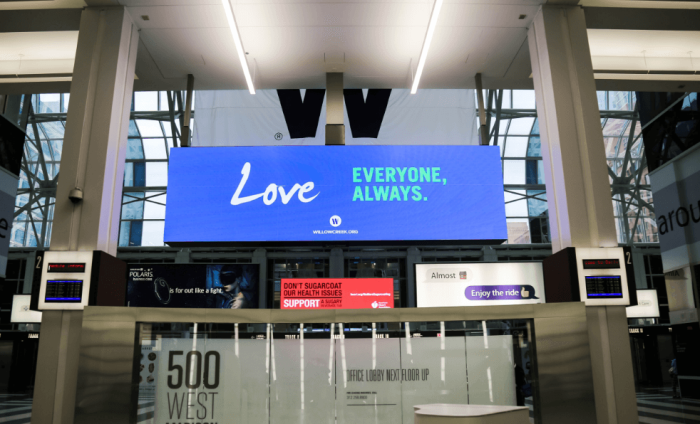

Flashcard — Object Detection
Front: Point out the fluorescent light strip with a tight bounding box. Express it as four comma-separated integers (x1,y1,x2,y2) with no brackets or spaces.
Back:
411,0,444,94
222,0,255,94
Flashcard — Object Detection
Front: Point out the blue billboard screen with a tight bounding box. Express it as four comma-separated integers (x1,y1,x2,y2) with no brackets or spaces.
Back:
164,146,507,245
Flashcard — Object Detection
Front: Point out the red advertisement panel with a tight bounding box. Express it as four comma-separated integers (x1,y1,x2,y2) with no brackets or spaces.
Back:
281,278,394,310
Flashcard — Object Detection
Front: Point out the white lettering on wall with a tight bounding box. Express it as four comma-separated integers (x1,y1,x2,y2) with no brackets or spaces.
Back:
231,162,319,206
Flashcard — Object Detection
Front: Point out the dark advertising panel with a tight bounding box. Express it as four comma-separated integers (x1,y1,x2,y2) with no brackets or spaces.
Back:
127,264,260,309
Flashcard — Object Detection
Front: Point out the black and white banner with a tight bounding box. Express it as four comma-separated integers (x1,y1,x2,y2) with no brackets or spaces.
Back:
193,89,478,146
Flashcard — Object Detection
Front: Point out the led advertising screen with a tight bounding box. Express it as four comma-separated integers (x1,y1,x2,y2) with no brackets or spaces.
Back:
280,278,394,309
164,146,507,245
415,262,545,307
127,264,260,309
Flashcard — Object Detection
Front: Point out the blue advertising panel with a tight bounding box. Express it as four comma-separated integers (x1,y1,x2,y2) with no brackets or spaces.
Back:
164,146,507,245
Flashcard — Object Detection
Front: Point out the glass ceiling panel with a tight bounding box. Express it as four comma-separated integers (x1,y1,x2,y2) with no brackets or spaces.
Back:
136,120,163,137
504,190,528,216
142,139,168,160
507,118,535,135
512,90,536,109
504,137,528,158
134,92,159,112
146,162,168,187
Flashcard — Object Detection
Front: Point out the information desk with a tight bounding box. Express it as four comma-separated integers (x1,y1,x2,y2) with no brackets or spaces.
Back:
414,404,530,424
71,303,596,424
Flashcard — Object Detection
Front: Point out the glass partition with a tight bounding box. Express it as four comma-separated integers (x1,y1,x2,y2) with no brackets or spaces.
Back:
134,319,537,424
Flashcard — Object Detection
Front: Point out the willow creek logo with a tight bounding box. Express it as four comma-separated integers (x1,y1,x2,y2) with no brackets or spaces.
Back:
330,215,342,227
230,162,319,206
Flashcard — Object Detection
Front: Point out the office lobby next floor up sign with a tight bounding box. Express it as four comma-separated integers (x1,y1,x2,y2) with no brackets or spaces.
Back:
164,146,507,245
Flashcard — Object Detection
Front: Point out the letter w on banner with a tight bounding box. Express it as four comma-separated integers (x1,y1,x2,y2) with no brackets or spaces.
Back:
192,89,478,146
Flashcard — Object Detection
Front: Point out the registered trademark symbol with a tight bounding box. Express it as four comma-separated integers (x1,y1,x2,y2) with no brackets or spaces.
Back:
274,132,283,141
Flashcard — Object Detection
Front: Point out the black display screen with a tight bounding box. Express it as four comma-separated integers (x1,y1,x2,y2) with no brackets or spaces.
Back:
45,280,83,303
582,259,620,269
585,276,623,298
48,263,86,273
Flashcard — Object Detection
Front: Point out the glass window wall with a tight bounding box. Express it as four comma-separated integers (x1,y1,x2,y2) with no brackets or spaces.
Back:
7,90,657,248
135,318,538,424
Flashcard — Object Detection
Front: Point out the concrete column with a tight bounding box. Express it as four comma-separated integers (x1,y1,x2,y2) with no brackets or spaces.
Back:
252,248,268,307
22,251,37,294
175,248,191,263
330,247,344,278
528,6,617,253
406,247,421,307
51,7,139,256
528,6,637,424
630,248,648,289
481,246,498,262
31,8,138,424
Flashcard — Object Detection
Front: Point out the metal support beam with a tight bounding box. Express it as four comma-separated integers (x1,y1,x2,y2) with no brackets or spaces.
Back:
475,73,489,145
326,72,345,145
180,74,194,147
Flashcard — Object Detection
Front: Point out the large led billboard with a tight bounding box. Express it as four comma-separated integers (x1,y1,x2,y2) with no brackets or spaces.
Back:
164,146,507,245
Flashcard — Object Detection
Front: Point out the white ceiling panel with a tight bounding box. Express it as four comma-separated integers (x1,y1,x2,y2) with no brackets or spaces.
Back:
233,3,431,27
120,0,219,7
0,32,78,77
588,29,700,72
129,0,543,90
0,32,79,61
589,29,700,58
129,5,228,28
437,3,538,27
0,0,84,10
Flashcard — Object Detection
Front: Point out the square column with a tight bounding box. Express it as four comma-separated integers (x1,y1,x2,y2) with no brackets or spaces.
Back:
51,7,139,256
528,6,637,424
31,7,138,424
528,6,617,253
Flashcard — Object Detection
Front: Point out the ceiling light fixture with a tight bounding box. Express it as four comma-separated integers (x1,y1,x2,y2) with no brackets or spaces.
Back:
411,0,444,94
221,0,255,94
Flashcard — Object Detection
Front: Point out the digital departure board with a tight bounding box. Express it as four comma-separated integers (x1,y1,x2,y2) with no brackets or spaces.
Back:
44,280,83,303
585,276,623,298
48,263,86,273
582,259,620,269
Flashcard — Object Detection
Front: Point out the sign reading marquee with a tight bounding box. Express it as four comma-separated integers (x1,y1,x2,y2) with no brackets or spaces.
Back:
164,146,507,245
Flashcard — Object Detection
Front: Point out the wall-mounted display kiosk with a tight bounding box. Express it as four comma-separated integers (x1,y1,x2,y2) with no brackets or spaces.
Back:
543,247,637,306
32,250,126,311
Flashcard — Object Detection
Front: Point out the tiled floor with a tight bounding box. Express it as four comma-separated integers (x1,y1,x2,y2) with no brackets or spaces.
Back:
1,390,699,423
0,394,32,424
637,388,700,424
